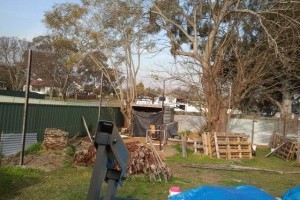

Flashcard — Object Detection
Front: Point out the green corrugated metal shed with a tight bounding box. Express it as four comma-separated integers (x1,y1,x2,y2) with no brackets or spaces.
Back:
0,100,124,141
0,90,45,99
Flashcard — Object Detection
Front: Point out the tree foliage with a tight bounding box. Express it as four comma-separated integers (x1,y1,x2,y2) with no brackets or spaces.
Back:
30,35,78,99
150,0,300,131
0,36,29,90
44,0,154,129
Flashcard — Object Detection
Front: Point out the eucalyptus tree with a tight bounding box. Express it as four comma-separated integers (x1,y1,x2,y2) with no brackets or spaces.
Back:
149,0,300,132
31,35,114,98
30,34,81,100
78,51,115,96
0,36,29,90
44,0,154,129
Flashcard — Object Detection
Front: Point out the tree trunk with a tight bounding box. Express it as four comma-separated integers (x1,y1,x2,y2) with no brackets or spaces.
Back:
123,114,132,130
215,105,228,133
202,68,229,133
62,89,67,101
206,100,229,133
282,90,292,115
121,104,132,133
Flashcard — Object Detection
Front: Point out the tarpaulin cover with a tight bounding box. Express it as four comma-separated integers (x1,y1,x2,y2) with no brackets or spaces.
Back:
282,186,300,200
164,122,178,137
132,110,163,137
169,185,275,200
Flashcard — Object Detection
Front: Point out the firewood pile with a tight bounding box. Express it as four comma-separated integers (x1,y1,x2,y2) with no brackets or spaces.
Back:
72,137,171,182
43,128,69,150
73,137,96,166
126,141,172,182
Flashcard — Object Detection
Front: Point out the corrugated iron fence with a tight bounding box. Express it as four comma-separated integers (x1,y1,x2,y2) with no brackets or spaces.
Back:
0,96,124,142
0,133,37,156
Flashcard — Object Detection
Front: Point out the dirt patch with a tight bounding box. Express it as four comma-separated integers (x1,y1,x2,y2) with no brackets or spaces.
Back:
1,136,179,172
1,152,72,172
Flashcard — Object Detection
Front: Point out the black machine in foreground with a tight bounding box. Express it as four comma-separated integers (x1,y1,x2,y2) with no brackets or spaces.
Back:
87,121,130,200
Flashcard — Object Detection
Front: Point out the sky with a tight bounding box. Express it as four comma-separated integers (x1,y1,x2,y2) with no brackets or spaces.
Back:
0,0,176,89
0,0,81,41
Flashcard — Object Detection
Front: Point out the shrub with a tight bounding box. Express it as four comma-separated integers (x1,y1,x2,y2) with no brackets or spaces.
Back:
178,129,192,137
25,142,42,155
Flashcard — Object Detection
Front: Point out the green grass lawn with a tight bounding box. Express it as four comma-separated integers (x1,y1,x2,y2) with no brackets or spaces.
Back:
0,146,299,200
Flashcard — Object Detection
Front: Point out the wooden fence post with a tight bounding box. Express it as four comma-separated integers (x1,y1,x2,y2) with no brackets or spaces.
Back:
181,134,187,158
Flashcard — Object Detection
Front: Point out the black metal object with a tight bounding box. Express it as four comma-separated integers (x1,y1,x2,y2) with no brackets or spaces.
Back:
87,121,129,200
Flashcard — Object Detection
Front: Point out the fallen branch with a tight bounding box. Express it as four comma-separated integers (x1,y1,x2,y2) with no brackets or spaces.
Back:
182,164,300,174
81,116,93,143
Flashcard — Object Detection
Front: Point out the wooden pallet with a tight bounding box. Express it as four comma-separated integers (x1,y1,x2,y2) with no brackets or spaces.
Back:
275,141,297,160
216,134,252,159
202,132,215,157
193,138,203,154
269,133,298,160
201,132,252,160
270,133,285,149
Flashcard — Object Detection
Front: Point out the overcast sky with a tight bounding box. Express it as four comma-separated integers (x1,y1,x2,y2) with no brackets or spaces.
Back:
0,0,81,41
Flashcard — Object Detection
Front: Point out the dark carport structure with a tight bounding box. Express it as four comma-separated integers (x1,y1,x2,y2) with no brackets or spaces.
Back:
131,104,177,138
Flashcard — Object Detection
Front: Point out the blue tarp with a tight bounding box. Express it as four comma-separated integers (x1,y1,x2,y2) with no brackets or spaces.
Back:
282,186,300,200
169,185,275,200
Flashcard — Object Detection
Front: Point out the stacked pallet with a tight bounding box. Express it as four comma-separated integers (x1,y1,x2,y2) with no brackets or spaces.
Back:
216,133,252,159
200,132,252,160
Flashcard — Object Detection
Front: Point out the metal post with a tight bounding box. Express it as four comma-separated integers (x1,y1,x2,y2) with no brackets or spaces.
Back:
251,117,256,146
98,72,104,122
19,50,32,166
297,117,300,163
162,80,165,113
104,179,118,200
227,84,232,133
160,80,165,151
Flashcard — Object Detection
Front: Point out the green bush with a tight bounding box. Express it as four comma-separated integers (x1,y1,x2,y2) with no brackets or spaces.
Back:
25,142,42,155
178,129,192,136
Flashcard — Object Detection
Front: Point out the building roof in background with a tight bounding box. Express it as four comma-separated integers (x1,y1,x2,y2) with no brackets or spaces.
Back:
31,79,47,87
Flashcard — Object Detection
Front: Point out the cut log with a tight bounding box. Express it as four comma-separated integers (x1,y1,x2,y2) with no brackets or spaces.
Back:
74,137,96,166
